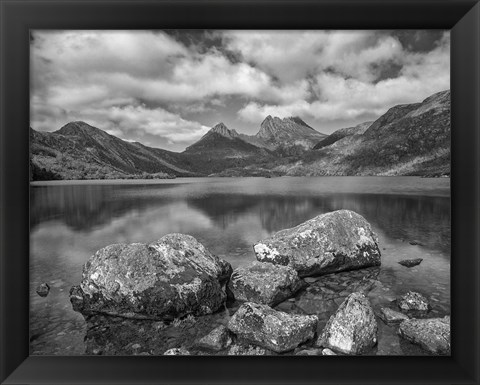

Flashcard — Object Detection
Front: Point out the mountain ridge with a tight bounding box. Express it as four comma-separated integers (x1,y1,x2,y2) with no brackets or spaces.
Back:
30,90,451,180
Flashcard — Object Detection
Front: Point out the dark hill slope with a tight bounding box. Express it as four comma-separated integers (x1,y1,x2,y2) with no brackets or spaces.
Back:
277,90,451,176
30,121,195,179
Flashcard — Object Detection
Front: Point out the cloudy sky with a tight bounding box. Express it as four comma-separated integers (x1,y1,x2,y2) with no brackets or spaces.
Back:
30,30,450,151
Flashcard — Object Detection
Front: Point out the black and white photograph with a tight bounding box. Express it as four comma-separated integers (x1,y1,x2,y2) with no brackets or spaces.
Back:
29,30,451,356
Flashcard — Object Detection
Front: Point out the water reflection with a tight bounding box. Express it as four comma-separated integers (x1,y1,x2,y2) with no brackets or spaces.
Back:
30,177,450,355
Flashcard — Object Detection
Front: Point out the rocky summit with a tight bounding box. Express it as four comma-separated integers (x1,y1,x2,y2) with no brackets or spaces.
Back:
70,233,232,320
228,302,318,353
228,261,304,306
253,209,381,277
398,316,450,355
255,115,326,151
316,292,378,354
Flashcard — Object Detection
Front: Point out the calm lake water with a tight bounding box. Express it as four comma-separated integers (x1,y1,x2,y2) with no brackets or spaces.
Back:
30,177,451,355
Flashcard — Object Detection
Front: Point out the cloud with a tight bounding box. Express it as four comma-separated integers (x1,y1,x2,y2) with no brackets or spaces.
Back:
31,102,210,146
31,30,450,146
238,32,450,125
222,31,404,83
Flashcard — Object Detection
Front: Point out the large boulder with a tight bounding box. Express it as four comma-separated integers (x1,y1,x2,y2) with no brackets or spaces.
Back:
398,316,450,355
228,261,304,306
316,292,378,354
253,210,381,277
228,302,318,353
70,234,232,320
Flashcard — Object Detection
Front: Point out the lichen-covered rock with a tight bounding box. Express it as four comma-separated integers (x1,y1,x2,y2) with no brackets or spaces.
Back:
197,325,232,351
397,291,430,312
228,302,318,353
398,316,450,355
228,261,304,306
70,234,232,320
316,292,377,355
253,210,381,277
164,347,190,355
378,307,409,324
398,258,423,267
36,283,50,297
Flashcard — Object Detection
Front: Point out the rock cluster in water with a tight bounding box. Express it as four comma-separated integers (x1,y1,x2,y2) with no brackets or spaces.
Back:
69,209,449,356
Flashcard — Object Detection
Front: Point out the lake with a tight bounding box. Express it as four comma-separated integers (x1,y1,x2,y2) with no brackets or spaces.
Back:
29,176,451,355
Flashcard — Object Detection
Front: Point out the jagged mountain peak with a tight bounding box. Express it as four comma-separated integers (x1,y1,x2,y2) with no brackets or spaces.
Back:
286,116,313,129
204,122,239,139
256,115,324,142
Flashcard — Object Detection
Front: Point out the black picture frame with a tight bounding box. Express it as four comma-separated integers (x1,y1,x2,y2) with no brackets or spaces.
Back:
1,0,479,384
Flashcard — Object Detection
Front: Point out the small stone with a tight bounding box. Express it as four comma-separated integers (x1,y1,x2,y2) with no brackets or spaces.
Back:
398,258,423,268
36,283,50,297
378,307,409,324
131,343,141,350
409,240,423,246
227,344,269,356
295,348,322,356
164,347,190,355
197,325,232,351
322,348,337,355
397,291,430,312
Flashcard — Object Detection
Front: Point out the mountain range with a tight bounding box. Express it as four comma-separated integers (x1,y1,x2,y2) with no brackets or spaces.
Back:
30,90,450,180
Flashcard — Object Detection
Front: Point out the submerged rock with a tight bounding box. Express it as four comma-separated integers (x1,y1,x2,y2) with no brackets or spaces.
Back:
196,325,232,351
378,307,409,324
228,261,304,306
164,347,190,355
228,302,318,353
70,234,232,320
316,292,377,355
36,283,50,297
253,210,381,277
398,258,423,267
397,291,430,312
398,316,450,355
409,240,423,246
